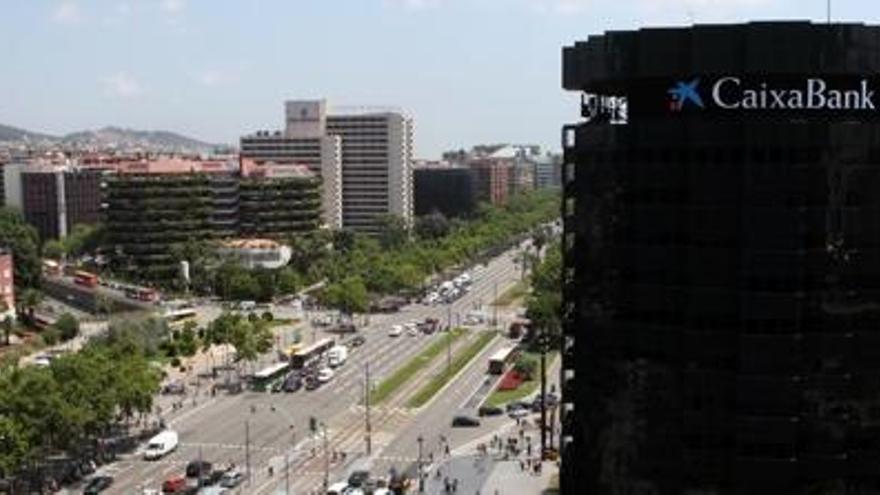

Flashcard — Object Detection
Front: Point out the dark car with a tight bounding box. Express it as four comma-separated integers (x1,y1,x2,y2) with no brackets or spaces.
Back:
478,405,504,417
185,460,212,479
283,375,302,393
220,470,244,488
346,335,366,348
451,415,481,427
506,401,530,413
161,382,185,395
83,475,113,494
348,470,370,488
304,376,321,391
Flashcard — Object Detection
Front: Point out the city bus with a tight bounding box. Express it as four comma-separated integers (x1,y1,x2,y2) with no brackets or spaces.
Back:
126,287,160,303
488,346,519,375
278,343,303,361
73,270,99,288
251,361,291,391
163,308,198,328
290,338,334,369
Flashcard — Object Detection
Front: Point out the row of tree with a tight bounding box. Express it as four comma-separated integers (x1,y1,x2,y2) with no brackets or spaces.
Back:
0,317,163,479
525,237,562,348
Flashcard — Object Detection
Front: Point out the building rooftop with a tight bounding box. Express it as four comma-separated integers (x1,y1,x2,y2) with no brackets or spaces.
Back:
111,158,237,175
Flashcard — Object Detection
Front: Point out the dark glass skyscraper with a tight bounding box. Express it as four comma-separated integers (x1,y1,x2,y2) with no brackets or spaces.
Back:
562,22,880,494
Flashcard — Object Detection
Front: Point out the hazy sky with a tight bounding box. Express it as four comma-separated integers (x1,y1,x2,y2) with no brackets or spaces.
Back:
0,0,875,157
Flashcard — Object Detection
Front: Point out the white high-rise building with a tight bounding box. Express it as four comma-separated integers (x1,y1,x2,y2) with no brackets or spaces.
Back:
240,100,342,229
242,101,414,234
327,108,413,233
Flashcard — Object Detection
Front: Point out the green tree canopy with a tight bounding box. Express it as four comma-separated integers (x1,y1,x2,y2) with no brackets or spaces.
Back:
0,208,41,288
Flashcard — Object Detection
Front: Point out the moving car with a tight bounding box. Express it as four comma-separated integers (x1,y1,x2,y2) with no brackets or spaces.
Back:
83,475,113,494
219,470,243,488
451,415,481,427
305,376,321,391
162,476,187,493
388,325,403,337
346,335,366,348
282,375,302,393
144,430,179,460
348,470,370,488
509,407,530,419
185,460,212,479
478,405,504,417
327,482,349,495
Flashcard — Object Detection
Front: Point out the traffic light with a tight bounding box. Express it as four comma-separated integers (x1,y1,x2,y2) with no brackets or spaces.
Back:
309,416,317,433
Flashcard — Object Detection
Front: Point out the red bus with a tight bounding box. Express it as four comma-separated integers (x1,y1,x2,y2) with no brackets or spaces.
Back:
126,287,159,302
73,271,99,288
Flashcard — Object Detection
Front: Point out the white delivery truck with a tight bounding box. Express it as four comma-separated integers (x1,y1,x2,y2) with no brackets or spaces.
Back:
143,430,179,460
328,345,349,368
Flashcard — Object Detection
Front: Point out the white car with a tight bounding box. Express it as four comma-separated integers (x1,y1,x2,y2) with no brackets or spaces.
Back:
317,367,335,383
388,325,403,337
405,322,418,336
509,407,530,419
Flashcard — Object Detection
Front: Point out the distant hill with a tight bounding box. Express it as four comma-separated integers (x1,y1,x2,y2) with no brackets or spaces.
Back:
60,126,220,152
0,123,56,142
0,123,224,153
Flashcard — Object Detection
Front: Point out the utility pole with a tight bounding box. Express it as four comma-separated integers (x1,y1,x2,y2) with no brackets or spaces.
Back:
539,327,548,459
365,362,372,454
322,423,330,493
245,420,251,485
417,435,425,493
285,451,290,495
492,281,498,327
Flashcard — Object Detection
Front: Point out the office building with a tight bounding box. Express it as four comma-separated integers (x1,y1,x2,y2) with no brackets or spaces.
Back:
4,163,104,240
102,159,239,281
238,160,322,238
327,108,414,234
413,166,477,218
533,154,562,189
469,159,510,205
240,100,342,229
562,22,880,494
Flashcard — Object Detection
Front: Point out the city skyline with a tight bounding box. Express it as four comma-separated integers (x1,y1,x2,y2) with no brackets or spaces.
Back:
0,0,875,158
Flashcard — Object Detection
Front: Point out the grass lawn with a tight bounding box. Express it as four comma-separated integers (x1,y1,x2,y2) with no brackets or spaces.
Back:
371,328,468,404
407,330,499,408
492,280,529,307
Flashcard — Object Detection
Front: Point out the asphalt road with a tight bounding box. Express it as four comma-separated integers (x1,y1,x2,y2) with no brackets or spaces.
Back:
91,242,528,494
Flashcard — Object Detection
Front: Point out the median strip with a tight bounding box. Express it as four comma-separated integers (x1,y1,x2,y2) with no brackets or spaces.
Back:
371,328,467,404
406,330,499,408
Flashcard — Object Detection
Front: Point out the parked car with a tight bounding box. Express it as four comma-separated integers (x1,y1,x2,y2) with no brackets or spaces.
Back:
83,475,113,494
304,376,321,391
451,416,481,427
506,401,531,413
478,405,504,417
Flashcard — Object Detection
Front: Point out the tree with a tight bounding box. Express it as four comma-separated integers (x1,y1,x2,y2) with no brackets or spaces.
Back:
53,313,79,342
229,317,273,365
415,212,451,241
525,241,562,347
277,267,301,295
18,289,42,325
320,276,368,314
0,208,42,288
514,354,538,380
229,272,259,301
0,415,29,478
63,223,104,258
377,214,410,250
252,267,277,303
177,321,199,357
42,240,65,261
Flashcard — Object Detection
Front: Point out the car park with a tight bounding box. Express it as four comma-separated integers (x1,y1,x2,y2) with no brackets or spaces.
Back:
451,415,481,427
83,475,114,494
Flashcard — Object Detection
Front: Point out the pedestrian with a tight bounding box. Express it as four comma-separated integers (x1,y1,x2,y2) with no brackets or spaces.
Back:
527,443,532,456
429,452,434,463
453,478,459,492
444,477,450,493
268,465,274,477
519,459,524,471
445,444,450,456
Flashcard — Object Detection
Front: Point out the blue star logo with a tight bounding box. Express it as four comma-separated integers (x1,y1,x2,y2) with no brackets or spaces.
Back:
668,78,704,111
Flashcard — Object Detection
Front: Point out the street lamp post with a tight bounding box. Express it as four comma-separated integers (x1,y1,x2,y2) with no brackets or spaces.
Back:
417,435,425,493
322,423,329,493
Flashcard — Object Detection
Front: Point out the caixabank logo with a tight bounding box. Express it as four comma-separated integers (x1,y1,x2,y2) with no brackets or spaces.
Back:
666,76,878,113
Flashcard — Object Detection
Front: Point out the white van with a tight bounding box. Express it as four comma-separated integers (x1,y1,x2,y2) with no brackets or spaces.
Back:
143,430,179,460
327,345,348,368
239,300,256,311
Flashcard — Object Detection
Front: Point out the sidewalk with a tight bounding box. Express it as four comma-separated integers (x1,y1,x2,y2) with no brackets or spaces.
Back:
425,453,556,495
